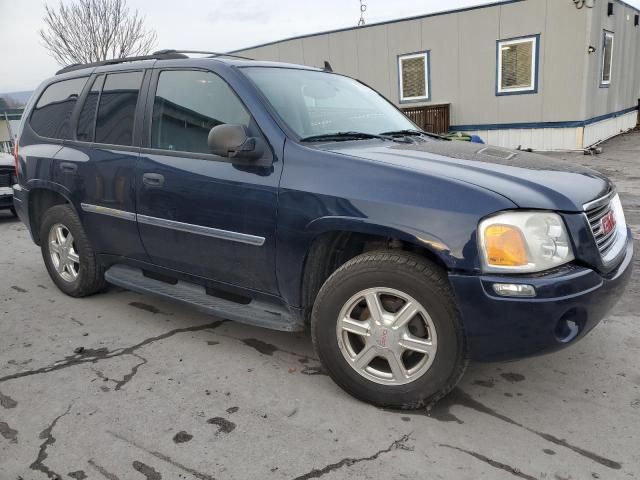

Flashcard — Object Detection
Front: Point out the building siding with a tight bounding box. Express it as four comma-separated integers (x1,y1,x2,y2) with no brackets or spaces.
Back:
234,0,639,149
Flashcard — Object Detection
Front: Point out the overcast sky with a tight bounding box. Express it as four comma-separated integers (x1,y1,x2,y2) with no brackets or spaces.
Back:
2,0,640,93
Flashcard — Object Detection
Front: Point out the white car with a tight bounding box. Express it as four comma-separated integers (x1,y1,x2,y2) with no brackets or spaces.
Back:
0,152,16,217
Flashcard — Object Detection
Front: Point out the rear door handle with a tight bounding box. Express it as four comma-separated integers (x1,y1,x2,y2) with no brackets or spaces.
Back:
59,162,77,174
142,173,165,187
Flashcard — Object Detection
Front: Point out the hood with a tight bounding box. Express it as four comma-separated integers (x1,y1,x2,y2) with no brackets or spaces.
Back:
0,153,14,168
323,139,610,212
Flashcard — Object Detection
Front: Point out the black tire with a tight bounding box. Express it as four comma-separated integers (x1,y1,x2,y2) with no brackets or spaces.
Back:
9,207,17,217
40,204,106,297
311,250,467,409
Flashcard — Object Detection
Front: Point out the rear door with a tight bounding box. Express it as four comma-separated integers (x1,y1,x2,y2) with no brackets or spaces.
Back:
65,69,149,260
135,67,281,294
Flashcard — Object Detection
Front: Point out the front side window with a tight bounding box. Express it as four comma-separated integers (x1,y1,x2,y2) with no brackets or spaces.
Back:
243,67,417,138
30,77,88,139
398,52,430,102
601,30,614,86
497,36,539,95
95,71,143,146
151,70,251,154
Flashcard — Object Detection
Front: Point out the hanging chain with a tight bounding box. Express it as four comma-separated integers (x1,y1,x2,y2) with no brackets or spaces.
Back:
358,0,367,26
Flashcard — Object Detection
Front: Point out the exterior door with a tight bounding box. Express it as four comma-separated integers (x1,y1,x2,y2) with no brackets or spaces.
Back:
52,70,149,261
136,68,280,294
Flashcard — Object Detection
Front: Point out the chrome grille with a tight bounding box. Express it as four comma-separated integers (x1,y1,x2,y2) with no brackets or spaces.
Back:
584,190,627,265
585,194,618,257
0,168,13,188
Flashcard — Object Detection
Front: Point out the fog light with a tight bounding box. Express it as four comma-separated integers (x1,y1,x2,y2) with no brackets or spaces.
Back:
492,283,536,297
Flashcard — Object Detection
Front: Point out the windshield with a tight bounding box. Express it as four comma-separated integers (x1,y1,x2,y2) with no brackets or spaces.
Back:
242,67,417,139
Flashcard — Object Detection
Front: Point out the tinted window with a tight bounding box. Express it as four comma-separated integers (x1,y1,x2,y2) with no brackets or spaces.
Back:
95,71,143,146
151,70,250,154
30,77,87,139
76,75,104,142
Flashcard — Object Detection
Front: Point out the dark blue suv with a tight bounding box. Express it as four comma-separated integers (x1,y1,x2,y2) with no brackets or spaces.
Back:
12,51,633,408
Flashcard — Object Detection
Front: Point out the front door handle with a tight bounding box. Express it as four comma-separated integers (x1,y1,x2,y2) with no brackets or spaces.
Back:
142,173,165,187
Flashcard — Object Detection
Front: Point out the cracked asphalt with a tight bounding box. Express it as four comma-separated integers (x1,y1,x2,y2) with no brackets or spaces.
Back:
2,132,640,480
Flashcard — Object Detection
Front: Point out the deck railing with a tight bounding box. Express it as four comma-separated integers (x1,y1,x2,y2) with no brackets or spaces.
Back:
400,103,450,134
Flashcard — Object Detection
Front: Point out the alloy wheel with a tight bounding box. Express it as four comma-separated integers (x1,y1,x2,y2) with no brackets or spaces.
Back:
48,223,80,282
336,287,438,385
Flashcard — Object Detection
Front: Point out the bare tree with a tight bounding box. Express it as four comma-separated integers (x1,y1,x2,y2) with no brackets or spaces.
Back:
40,0,157,66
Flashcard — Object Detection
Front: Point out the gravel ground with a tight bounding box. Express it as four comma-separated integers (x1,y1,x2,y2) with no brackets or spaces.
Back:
1,132,639,480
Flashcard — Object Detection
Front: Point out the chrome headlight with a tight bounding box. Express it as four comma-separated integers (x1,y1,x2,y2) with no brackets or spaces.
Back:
478,211,575,273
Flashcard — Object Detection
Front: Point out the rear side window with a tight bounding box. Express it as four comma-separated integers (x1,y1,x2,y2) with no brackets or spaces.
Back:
95,71,143,146
151,70,250,154
30,77,87,139
76,75,104,142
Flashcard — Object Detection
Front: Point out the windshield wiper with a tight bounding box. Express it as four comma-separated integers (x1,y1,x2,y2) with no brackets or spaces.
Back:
379,129,450,141
300,131,401,142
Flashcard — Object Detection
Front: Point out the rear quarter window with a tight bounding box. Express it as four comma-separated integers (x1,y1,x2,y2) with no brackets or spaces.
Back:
30,77,88,140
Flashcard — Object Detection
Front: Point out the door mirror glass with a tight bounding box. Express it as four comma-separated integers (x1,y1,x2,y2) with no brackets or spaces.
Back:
208,124,262,160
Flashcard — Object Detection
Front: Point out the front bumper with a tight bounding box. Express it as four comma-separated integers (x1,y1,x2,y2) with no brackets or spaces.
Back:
449,229,634,362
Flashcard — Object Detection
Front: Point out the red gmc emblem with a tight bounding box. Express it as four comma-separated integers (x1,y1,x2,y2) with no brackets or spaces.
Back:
600,211,616,236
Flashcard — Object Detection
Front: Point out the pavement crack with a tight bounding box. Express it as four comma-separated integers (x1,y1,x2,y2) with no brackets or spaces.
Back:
108,430,215,480
88,459,121,480
431,389,622,470
114,354,148,391
29,403,72,479
440,444,538,480
0,321,224,385
291,433,412,480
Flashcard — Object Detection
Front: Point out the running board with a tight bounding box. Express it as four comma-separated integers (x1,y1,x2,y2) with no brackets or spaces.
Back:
105,264,303,332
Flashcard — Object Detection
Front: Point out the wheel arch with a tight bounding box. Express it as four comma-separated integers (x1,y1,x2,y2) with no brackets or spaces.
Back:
27,183,77,245
299,217,453,321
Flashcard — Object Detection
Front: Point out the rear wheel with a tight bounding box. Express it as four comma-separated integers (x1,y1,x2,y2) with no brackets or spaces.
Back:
40,204,106,297
311,251,467,409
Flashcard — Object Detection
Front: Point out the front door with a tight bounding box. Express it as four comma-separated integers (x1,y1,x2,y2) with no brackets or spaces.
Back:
136,68,280,294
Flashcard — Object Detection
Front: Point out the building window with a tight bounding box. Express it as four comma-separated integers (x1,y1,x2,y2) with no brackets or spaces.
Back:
398,51,430,102
496,35,539,95
601,30,614,87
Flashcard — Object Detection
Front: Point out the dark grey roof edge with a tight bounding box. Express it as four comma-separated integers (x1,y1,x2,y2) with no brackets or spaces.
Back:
228,0,526,53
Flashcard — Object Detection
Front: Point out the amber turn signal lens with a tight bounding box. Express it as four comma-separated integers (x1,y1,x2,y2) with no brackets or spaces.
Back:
484,224,528,266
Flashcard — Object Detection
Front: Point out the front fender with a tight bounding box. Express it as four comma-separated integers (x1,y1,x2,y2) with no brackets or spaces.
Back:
305,215,453,265
275,141,518,307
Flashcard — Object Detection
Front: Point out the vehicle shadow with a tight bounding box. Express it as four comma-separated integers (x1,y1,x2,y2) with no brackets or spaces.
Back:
0,211,19,223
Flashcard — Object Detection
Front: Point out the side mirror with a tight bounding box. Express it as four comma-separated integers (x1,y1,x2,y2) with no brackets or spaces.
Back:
208,124,262,161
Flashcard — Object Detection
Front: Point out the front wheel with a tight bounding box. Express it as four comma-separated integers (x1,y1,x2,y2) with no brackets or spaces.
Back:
40,204,106,297
311,251,467,409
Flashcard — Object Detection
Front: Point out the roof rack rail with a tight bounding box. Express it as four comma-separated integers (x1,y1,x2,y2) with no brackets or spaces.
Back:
153,49,254,60
55,51,188,75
